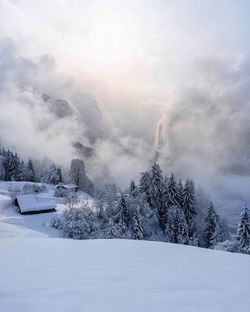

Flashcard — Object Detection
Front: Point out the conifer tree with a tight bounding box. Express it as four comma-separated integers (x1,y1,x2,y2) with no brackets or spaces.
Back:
105,218,118,239
115,195,130,227
166,173,179,207
139,171,151,202
57,167,63,184
129,179,138,198
177,179,184,208
19,160,26,181
159,176,169,228
166,206,188,244
203,202,221,248
148,163,164,211
132,208,143,240
161,173,180,230
237,204,250,250
3,150,11,180
8,153,21,181
42,164,63,184
120,220,129,238
183,179,196,220
0,155,5,180
139,163,164,224
26,159,36,182
183,179,196,238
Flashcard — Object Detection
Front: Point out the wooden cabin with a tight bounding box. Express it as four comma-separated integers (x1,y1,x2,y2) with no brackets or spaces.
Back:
55,183,79,192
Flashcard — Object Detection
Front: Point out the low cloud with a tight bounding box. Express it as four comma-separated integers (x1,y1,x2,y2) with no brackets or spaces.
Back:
0,38,155,187
1,37,250,221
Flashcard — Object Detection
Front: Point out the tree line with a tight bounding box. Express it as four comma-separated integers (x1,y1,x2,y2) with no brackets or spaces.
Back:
52,162,250,255
0,147,93,194
1,146,249,254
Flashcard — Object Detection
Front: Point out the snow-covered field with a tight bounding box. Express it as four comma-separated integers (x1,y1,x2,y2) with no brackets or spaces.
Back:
1,239,250,312
0,181,250,312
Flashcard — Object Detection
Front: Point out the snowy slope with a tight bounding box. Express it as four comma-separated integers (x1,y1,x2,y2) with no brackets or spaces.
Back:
1,238,250,312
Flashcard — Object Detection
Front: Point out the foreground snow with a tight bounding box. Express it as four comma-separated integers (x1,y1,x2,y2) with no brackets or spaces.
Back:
1,239,250,312
0,181,249,311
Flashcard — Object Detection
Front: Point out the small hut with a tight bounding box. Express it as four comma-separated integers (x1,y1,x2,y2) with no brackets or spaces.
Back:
14,194,56,215
55,184,79,192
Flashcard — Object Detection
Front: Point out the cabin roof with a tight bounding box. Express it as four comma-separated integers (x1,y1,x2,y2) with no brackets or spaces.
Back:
15,195,56,213
64,183,78,189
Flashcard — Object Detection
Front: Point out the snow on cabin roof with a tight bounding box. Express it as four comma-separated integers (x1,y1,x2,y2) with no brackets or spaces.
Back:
64,184,78,189
15,195,56,213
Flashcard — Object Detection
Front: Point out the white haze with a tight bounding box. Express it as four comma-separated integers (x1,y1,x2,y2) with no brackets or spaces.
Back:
1,0,250,219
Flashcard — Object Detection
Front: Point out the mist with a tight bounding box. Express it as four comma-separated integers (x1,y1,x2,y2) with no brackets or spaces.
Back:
1,0,250,221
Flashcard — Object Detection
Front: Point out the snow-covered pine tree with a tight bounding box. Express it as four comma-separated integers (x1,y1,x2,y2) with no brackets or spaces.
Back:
115,195,130,226
128,191,161,241
8,153,21,181
120,219,129,238
179,212,189,245
26,159,36,182
57,167,63,183
139,170,151,202
2,150,9,180
19,160,26,181
0,155,6,180
7,153,14,180
129,179,138,198
148,209,162,241
183,179,196,238
166,173,180,207
161,173,179,230
42,164,63,184
159,176,169,227
236,204,250,251
165,206,188,244
96,197,105,221
104,218,119,239
69,159,83,186
203,202,221,248
177,179,184,209
94,184,119,220
132,208,143,240
147,163,164,218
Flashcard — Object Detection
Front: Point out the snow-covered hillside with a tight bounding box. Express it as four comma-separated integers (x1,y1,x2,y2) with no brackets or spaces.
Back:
0,181,250,312
1,239,250,312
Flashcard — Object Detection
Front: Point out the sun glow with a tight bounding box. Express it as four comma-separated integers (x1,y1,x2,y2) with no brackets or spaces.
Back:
87,10,141,65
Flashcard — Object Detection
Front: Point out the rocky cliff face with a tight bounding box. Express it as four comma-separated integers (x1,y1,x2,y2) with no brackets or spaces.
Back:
42,93,74,118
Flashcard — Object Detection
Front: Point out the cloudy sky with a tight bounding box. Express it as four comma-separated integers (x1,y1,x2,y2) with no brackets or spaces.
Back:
1,0,250,213
1,1,249,82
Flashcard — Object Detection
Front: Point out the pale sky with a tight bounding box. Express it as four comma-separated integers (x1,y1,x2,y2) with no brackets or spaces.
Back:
1,0,250,95
1,0,250,199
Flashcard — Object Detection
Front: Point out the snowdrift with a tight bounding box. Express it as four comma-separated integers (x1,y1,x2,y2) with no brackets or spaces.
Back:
1,238,250,312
